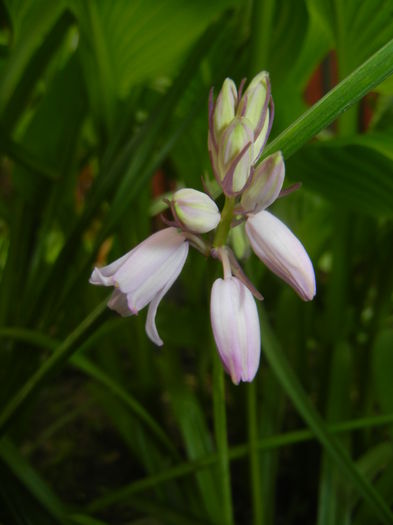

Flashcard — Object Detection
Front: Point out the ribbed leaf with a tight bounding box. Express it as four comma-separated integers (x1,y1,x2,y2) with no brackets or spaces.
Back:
287,141,393,217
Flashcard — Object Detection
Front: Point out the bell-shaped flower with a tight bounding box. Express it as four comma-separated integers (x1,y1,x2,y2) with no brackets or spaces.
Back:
89,227,189,346
210,276,261,384
217,117,254,194
240,152,285,214
173,188,221,233
245,211,316,301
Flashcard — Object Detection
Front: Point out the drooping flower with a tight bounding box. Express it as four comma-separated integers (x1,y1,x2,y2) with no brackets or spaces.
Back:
172,188,221,233
210,275,261,384
89,227,189,345
245,210,316,301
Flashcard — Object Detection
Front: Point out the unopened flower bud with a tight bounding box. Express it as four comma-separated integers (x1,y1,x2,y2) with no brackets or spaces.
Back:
173,188,220,233
237,71,271,162
210,276,261,384
218,117,254,194
245,210,316,301
212,78,237,142
240,152,284,213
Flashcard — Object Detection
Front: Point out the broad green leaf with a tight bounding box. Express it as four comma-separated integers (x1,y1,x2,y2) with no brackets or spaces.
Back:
287,142,393,217
72,0,240,133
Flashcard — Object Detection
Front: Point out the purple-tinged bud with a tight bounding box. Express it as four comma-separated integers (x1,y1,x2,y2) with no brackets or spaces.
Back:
210,276,261,384
245,211,316,301
218,117,254,194
240,152,284,213
173,188,220,233
237,71,271,162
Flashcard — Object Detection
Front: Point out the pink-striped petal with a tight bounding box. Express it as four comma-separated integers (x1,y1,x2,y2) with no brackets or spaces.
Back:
245,211,316,301
210,277,261,384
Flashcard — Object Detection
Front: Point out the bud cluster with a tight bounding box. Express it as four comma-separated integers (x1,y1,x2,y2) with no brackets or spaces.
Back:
89,72,316,385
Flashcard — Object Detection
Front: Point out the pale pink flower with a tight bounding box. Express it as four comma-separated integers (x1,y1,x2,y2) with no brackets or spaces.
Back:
89,227,189,346
245,211,316,301
210,276,261,384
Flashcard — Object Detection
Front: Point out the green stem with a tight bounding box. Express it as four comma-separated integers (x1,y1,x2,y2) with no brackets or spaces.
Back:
213,350,234,525
213,197,235,248
247,381,263,525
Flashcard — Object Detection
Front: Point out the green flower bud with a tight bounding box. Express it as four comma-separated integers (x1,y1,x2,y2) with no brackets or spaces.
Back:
237,71,271,161
173,188,221,233
213,78,237,141
218,117,254,193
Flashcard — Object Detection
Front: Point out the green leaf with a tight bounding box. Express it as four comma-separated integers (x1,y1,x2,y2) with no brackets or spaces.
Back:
263,38,393,160
0,437,68,523
259,311,393,525
0,298,108,436
0,1,73,126
287,141,393,217
372,330,393,418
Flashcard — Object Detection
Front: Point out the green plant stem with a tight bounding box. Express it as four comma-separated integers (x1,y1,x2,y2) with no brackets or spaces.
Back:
0,298,108,437
213,350,234,525
213,196,235,247
247,381,263,525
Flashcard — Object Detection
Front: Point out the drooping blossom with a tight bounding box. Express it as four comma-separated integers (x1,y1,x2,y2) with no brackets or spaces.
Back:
210,275,260,384
89,227,189,346
245,211,316,301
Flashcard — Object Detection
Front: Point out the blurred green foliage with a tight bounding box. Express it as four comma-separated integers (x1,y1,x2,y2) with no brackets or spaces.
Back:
0,0,393,523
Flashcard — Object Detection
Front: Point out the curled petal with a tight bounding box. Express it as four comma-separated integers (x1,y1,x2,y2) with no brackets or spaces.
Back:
210,277,261,384
246,211,316,301
89,250,134,286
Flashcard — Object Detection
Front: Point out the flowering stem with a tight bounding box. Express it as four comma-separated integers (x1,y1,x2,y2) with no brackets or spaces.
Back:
213,196,235,247
247,381,264,525
213,349,234,525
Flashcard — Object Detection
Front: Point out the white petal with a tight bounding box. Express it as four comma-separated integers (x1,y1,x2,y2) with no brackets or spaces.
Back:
113,228,186,293
127,240,189,313
89,250,135,286
210,277,260,384
246,211,316,301
107,289,134,317
145,242,189,346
